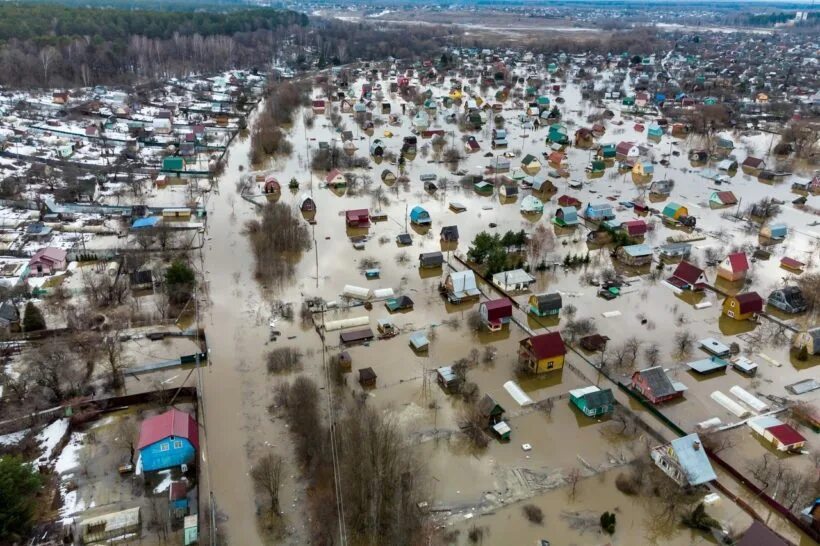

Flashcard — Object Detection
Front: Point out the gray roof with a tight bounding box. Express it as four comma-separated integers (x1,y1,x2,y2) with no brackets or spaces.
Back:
0,301,19,322
478,394,503,418
582,388,615,410
637,366,676,398
534,293,562,311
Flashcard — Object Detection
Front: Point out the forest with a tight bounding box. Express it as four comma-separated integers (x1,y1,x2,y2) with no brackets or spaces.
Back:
0,4,307,87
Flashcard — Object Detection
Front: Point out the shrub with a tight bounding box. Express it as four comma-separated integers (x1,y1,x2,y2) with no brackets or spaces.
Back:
22,302,45,332
522,504,544,524
266,348,303,374
615,472,640,495
600,511,616,534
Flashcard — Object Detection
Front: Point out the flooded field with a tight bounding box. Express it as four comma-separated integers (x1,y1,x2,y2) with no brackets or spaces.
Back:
198,66,818,545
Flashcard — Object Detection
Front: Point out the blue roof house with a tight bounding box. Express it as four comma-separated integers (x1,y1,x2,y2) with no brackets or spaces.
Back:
650,433,716,487
553,206,579,226
409,206,432,225
584,203,615,221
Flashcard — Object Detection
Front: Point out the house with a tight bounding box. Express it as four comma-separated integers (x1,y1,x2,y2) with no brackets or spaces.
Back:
547,124,568,144
574,128,594,147
419,251,444,268
557,194,581,208
742,156,766,173
569,386,615,417
616,244,653,266
518,332,566,373
436,366,459,391
409,206,431,225
492,269,535,291
767,286,806,314
440,225,459,242
28,247,68,277
586,159,606,173
325,169,346,187
631,366,684,404
492,128,508,148
521,154,542,175
520,195,544,214
716,252,749,282
528,293,561,317
499,183,519,198
710,191,738,207
667,261,707,291
723,292,763,320
737,521,790,546
650,433,717,487
553,206,579,227
717,159,738,172
661,202,688,221
794,327,820,355
409,331,429,351
464,136,480,153
647,124,664,139
311,99,326,113
299,195,316,213
345,209,370,228
442,270,480,303
632,160,654,177
620,220,648,238
129,270,154,290
486,158,511,174
385,295,414,312
615,141,639,160
748,416,807,452
760,223,787,240
138,409,198,472
479,298,513,331
0,301,20,331
597,143,616,159
584,203,615,221
263,176,280,195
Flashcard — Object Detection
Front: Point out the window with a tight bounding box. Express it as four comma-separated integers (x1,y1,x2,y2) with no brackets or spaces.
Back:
174,441,183,449
160,443,170,452
547,361,554,369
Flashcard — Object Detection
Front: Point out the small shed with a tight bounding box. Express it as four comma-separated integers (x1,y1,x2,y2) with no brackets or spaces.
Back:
340,328,374,345
436,366,459,391
410,206,432,225
580,334,610,352
760,223,787,240
385,295,414,313
358,367,377,387
553,206,579,226
345,209,370,228
440,226,459,242
478,394,505,426
409,331,430,352
419,251,444,268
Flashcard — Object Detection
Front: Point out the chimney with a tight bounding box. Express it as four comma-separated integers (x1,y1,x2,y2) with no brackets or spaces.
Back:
693,441,701,451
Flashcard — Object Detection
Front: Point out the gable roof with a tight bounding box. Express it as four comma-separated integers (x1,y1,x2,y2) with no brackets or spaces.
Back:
29,247,67,265
733,292,763,314
712,191,737,205
671,261,704,285
766,423,806,446
525,331,566,359
669,433,717,486
582,388,615,410
737,521,789,546
533,293,562,311
138,408,199,451
635,366,676,398
726,252,749,272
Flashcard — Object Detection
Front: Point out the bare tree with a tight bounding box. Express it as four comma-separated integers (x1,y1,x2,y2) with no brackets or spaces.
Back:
251,452,284,515
673,330,695,358
644,343,661,366
566,467,582,501
24,340,84,402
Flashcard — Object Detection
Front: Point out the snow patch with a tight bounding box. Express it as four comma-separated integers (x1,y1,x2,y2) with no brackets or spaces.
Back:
55,432,85,476
0,429,29,446
153,469,174,494
36,419,69,462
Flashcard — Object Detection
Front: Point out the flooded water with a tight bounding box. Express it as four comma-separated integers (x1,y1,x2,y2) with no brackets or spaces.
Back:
197,68,818,545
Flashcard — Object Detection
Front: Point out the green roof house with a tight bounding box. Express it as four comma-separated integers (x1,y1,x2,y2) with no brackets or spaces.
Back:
570,386,615,417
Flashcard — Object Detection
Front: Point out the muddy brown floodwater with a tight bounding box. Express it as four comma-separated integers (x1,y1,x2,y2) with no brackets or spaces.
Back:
195,67,818,546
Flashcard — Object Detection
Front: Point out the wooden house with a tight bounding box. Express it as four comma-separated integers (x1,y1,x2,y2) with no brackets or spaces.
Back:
442,270,480,303
492,269,535,291
479,298,513,331
138,409,198,472
299,194,316,213
620,220,648,238
345,209,370,227
767,286,806,314
521,154,542,175
528,293,562,317
569,386,615,417
440,225,459,242
742,156,765,174
760,223,788,240
263,176,281,196
436,366,459,391
325,169,346,187
666,261,707,291
477,394,505,426
650,434,716,487
616,244,653,266
716,252,749,282
794,327,820,356
723,292,763,321
631,366,684,404
710,191,737,207
615,141,639,160
518,332,566,374
358,367,377,387
409,206,431,225
419,251,444,268
553,206,579,227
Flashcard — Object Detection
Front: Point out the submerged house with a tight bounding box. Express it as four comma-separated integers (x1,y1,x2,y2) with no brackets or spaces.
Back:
345,209,370,227
793,327,820,356
631,366,684,404
620,220,648,238
584,203,615,221
409,206,431,225
760,223,788,240
666,261,708,291
615,141,640,160
569,386,615,417
650,433,717,487
616,244,653,266
440,225,459,242
767,286,807,314
723,292,764,321
492,269,535,291
519,331,566,373
442,270,480,303
528,293,562,317
716,252,749,282
748,416,807,452
520,195,544,214
479,298,513,331
553,206,579,226
710,191,738,207
138,409,198,472
325,169,346,187
419,251,444,268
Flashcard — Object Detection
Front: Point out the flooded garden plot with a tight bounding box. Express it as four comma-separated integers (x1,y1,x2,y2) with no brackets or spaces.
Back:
195,56,818,545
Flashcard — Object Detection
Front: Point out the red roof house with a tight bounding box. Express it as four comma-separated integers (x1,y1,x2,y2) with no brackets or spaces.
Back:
780,256,805,271
667,261,707,291
765,423,806,452
479,298,513,331
717,252,749,282
138,408,199,472
28,247,68,277
325,169,346,187
345,209,370,227
518,331,566,373
620,219,648,237
557,194,581,208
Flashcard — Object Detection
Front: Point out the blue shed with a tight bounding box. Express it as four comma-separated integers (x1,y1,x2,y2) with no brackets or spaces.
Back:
409,205,431,225
132,217,161,229
138,409,198,472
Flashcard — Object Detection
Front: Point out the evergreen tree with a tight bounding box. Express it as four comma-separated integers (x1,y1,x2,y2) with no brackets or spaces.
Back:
22,302,45,332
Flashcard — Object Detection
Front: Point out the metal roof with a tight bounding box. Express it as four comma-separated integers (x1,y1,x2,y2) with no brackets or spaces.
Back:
669,433,717,486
